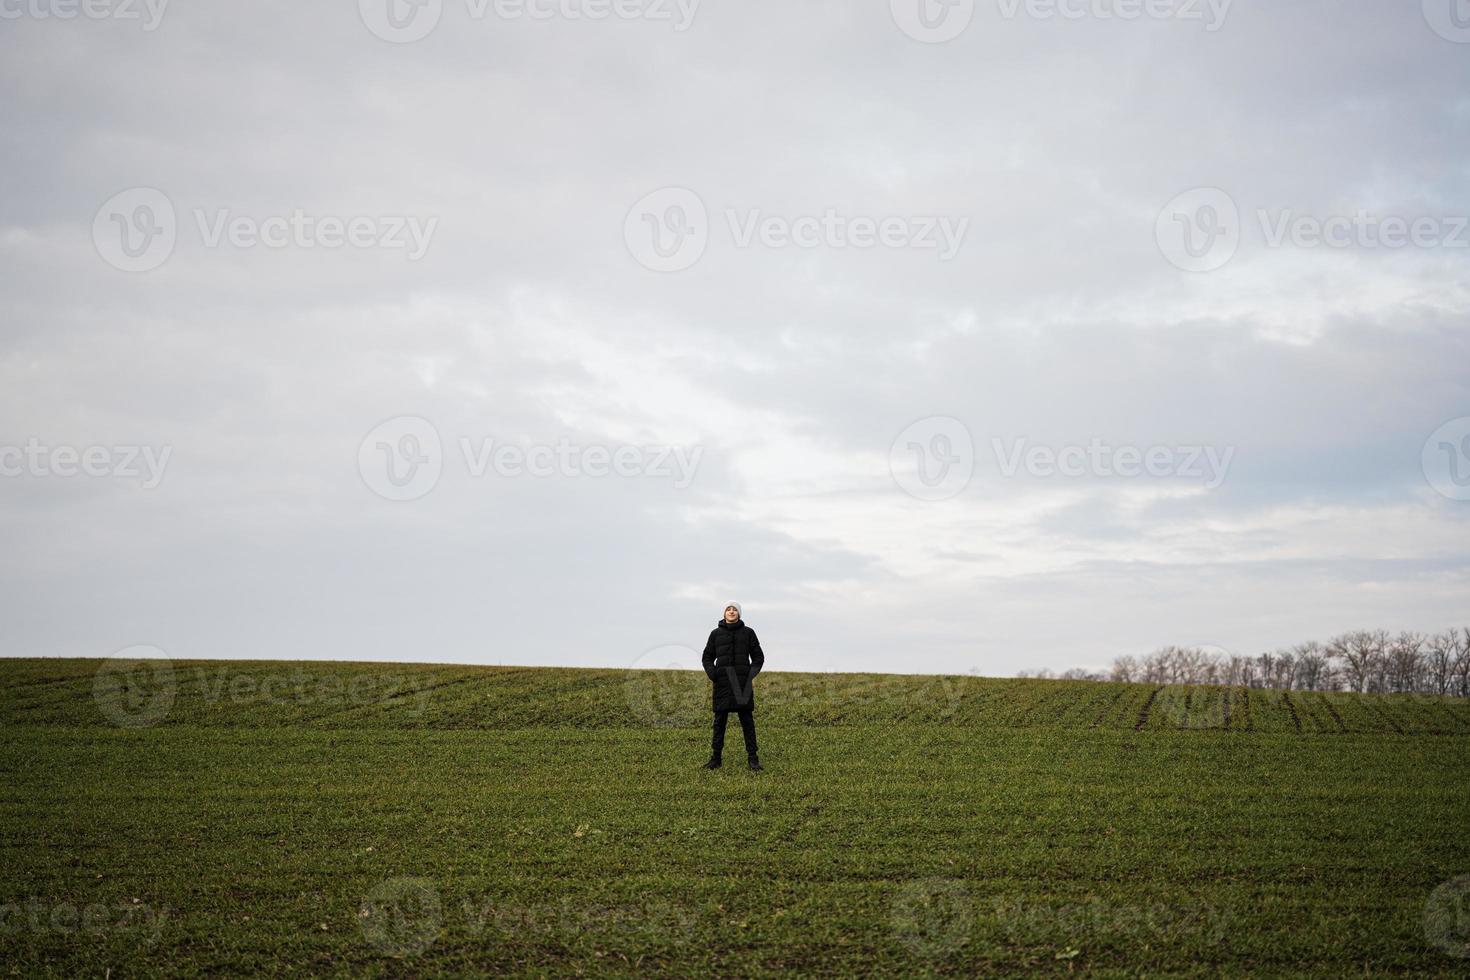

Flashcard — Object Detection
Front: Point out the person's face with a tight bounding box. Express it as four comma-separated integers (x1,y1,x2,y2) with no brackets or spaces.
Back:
724,605,739,623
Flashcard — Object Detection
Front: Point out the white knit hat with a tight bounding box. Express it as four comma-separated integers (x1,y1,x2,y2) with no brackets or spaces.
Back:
723,601,742,618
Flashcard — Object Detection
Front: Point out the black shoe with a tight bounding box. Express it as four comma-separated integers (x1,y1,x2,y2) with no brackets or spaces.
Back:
702,757,722,769
748,756,763,771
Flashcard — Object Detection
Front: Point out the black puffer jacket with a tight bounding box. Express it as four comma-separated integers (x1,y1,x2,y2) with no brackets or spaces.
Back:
701,619,765,711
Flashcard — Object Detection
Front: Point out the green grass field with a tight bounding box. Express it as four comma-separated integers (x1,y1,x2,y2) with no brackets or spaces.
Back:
3,657,1469,976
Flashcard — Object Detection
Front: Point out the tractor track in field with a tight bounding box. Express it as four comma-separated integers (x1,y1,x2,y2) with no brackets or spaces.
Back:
1011,687,1061,727
1359,697,1405,734
304,674,485,724
1134,686,1164,730
1434,700,1470,732
1089,688,1126,728
1280,691,1303,733
429,669,570,727
8,674,93,693
955,682,1010,723
778,790,825,846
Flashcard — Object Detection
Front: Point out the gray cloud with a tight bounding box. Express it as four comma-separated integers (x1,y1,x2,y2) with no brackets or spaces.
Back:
2,0,1468,676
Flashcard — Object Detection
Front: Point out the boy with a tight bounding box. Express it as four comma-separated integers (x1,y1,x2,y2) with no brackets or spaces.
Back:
700,601,765,771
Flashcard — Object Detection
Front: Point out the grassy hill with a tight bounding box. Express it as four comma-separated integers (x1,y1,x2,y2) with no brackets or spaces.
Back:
3,657,1468,976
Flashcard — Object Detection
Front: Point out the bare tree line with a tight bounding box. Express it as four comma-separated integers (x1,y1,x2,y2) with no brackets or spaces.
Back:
1019,628,1470,698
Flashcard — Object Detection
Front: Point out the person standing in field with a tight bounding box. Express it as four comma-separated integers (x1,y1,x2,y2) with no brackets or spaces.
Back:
701,601,764,771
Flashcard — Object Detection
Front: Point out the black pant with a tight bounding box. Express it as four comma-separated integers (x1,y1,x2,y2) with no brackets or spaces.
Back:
711,707,758,759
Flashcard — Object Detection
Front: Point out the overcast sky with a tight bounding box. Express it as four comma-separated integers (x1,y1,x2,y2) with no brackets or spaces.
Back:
2,0,1468,678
